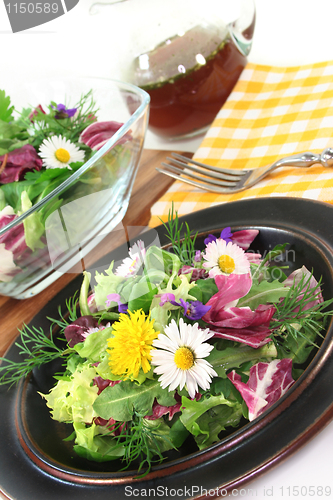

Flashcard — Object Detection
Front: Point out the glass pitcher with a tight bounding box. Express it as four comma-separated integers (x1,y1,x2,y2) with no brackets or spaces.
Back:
90,0,255,139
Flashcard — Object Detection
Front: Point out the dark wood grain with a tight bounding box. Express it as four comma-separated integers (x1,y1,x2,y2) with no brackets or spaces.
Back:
0,149,186,356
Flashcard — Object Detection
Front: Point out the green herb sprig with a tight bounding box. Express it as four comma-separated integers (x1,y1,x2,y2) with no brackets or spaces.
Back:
271,272,333,353
0,324,73,387
116,412,174,477
48,293,80,334
159,203,198,266
26,90,99,151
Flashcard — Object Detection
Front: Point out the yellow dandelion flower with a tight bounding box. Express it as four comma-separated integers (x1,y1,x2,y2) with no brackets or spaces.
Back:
107,309,159,380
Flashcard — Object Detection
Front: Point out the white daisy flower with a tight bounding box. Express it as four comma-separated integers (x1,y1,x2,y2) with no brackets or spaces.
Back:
151,318,217,399
202,239,250,278
39,135,85,169
115,240,146,278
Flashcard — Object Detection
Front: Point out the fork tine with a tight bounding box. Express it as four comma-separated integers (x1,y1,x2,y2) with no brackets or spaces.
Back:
171,153,247,176
160,162,238,187
156,167,238,193
165,156,242,182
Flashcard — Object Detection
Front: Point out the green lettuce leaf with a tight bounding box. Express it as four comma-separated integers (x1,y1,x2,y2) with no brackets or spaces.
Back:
0,180,35,212
73,421,125,462
190,278,218,304
180,394,241,448
39,363,99,423
168,416,190,448
0,91,14,122
93,262,124,309
127,279,158,313
93,379,177,422
74,326,113,362
188,402,243,449
238,279,290,310
143,418,176,454
21,190,45,251
144,245,181,276
207,342,278,378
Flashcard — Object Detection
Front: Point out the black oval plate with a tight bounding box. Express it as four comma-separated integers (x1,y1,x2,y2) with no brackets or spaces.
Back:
1,197,333,500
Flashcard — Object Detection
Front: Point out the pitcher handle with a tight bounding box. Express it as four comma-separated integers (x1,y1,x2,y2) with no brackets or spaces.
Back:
228,0,256,56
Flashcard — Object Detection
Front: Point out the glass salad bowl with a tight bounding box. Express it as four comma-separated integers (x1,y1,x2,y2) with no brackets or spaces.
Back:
0,77,150,299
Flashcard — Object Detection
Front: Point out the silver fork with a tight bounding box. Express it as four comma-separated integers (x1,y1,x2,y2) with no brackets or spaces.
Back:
157,148,333,193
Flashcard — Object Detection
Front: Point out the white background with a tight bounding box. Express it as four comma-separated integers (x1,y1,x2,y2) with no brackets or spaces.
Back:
1,1,333,498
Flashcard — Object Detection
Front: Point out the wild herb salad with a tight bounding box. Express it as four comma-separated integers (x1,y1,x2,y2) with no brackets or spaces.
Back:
1,208,332,476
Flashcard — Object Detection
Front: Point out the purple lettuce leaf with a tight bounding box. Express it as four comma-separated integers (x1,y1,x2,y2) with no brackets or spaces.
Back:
28,104,46,122
0,144,43,184
64,315,102,347
206,303,275,329
93,377,120,395
202,273,253,320
79,121,131,151
209,324,273,348
145,395,182,421
202,273,275,347
231,229,259,250
227,358,295,420
0,207,27,259
179,265,208,281
283,266,323,312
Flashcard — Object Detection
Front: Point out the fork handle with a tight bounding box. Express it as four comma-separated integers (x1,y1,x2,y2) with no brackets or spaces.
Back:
274,148,333,169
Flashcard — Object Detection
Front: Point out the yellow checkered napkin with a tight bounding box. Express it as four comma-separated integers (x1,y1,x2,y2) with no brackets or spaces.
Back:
149,60,333,227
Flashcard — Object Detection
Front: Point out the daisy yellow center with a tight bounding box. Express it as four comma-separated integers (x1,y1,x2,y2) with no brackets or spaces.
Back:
174,347,195,370
218,254,235,274
129,259,137,272
107,310,159,380
55,148,70,163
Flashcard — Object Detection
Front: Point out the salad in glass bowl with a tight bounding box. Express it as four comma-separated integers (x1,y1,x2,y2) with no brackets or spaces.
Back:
0,78,150,299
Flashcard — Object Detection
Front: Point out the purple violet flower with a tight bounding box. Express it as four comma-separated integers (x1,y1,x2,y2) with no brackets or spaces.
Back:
204,234,217,245
54,103,77,119
204,227,233,246
220,227,233,243
194,250,202,262
106,293,127,313
159,293,176,306
171,298,211,320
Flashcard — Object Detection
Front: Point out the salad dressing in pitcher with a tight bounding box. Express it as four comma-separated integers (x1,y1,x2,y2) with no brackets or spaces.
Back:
131,24,248,138
90,0,255,139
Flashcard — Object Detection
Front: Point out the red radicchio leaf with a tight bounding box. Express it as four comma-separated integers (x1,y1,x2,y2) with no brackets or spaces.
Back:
145,392,201,421
94,415,126,435
245,252,262,263
202,273,252,322
0,145,43,184
203,273,276,347
93,377,120,395
64,315,102,347
210,325,273,348
79,121,131,151
28,104,46,122
0,208,27,259
145,394,182,421
283,266,324,311
227,358,295,420
231,229,259,250
178,265,208,281
207,303,276,330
